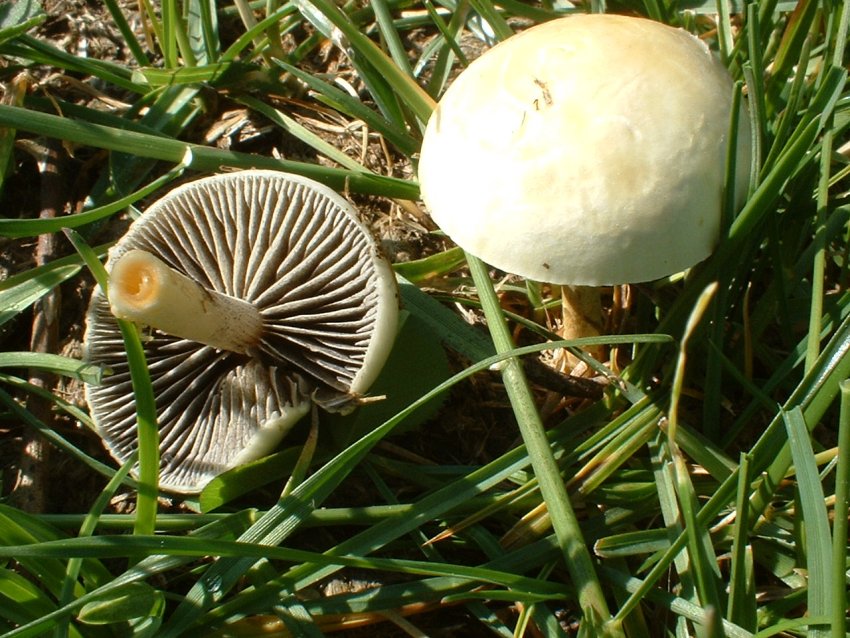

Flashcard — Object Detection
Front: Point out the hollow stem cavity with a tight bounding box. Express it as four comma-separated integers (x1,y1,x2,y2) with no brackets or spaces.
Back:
109,249,264,354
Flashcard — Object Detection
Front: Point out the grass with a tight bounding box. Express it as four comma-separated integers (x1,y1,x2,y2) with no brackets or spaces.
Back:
0,0,849,636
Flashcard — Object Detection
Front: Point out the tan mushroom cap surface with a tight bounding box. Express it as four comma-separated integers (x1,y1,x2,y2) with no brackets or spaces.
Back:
84,171,398,493
418,14,751,286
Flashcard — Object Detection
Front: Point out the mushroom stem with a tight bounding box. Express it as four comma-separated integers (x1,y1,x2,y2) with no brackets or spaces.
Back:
109,249,264,354
559,285,605,368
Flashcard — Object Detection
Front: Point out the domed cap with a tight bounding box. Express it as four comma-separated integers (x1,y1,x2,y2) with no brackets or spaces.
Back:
84,171,398,493
418,14,751,286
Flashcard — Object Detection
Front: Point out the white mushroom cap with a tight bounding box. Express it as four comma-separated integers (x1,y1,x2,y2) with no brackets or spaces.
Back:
418,14,751,286
84,171,398,493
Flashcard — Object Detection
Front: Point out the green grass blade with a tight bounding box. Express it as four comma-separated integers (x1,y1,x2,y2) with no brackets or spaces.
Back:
769,0,819,91
0,507,78,603
188,0,220,64
761,35,811,172
0,260,82,328
1,34,144,93
161,0,179,67
668,282,717,441
594,529,672,558
833,381,850,638
617,311,850,623
670,422,736,482
647,433,698,622
422,0,470,97
101,0,150,65
0,386,119,481
577,406,660,497
273,597,323,638
714,0,735,66
0,104,417,199
744,3,766,177
0,568,72,633
465,253,616,636
0,504,112,630
0,535,572,602
727,454,757,632
754,617,834,638
294,0,436,124
398,276,495,360
206,533,575,627
602,567,753,638
467,0,513,40
76,581,164,627
221,3,296,61
783,407,833,637
82,85,203,223
160,338,630,634
0,1,46,47
0,159,187,237
64,229,160,539
371,0,414,77
130,61,241,87
56,455,137,638
749,313,850,521
273,59,419,155
0,511,257,638
805,125,833,370
672,454,724,638
0,373,92,428
0,352,101,384
235,95,367,171
159,362,475,634
393,247,466,283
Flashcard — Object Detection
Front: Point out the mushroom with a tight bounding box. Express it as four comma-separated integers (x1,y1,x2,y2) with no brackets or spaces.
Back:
84,170,398,493
418,14,751,366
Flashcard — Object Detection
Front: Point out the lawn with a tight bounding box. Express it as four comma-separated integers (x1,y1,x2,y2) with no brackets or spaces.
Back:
0,0,848,636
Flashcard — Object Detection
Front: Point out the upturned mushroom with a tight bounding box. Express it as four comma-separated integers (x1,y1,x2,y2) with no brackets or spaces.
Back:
84,170,398,493
418,14,751,365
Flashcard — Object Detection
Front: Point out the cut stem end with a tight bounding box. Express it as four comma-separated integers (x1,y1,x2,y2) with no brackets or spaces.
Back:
109,249,264,354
